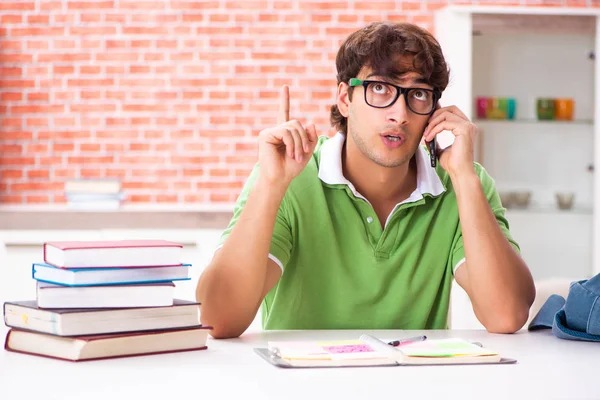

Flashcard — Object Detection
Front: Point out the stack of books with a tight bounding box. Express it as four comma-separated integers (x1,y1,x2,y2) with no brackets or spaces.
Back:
3,239,210,362
64,179,124,210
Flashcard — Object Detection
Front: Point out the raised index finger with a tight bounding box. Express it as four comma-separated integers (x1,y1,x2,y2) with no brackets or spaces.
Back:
278,85,290,124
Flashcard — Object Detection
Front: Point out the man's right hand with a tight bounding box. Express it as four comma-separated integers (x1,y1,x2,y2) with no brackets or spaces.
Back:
258,85,319,186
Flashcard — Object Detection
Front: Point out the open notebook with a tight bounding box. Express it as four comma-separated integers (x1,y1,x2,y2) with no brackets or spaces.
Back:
255,334,516,368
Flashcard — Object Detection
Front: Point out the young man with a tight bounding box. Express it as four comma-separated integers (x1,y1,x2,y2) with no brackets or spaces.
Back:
196,22,536,339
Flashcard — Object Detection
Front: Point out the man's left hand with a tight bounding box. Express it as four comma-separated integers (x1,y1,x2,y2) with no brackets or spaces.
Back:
422,105,478,178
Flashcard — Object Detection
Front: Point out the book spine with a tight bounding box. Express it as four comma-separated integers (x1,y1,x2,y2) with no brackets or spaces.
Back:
5,322,59,336
4,329,13,352
42,243,48,265
4,347,79,362
4,345,208,362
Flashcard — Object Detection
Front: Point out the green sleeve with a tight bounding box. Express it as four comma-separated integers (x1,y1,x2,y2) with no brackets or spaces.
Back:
217,164,293,270
450,163,520,275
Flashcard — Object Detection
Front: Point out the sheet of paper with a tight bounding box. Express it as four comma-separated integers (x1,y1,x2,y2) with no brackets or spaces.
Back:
398,338,498,357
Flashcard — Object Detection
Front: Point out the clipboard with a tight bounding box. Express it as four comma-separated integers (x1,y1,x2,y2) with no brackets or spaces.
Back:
254,334,517,368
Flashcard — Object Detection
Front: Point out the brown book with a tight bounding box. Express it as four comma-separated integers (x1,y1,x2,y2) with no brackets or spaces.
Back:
3,299,200,336
5,326,211,362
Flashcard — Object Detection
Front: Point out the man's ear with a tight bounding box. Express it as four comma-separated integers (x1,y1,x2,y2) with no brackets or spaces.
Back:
336,82,350,118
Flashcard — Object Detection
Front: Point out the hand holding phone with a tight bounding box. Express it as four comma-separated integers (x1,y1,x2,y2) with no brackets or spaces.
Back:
424,104,476,174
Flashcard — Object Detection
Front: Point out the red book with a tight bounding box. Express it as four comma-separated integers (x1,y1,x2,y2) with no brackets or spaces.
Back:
43,239,183,268
4,326,211,362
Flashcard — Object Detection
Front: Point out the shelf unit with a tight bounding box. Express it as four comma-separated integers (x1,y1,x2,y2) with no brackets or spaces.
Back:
474,119,594,125
435,6,600,279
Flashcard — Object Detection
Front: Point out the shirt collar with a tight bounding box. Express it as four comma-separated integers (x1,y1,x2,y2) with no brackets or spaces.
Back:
318,132,445,200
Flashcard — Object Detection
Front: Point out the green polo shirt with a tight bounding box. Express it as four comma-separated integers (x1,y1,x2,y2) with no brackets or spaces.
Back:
217,133,519,330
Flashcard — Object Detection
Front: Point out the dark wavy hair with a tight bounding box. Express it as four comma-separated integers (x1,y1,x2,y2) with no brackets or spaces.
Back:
330,22,450,134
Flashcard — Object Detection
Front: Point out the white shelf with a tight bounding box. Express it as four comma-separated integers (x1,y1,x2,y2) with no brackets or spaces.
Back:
475,119,593,126
504,206,592,215
448,5,600,17
0,203,236,213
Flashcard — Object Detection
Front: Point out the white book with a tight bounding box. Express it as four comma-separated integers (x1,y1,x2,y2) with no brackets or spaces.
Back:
66,199,122,210
65,179,121,194
66,192,124,201
36,281,175,309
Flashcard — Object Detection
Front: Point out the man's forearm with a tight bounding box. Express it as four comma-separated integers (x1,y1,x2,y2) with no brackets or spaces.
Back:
452,171,535,332
196,178,287,337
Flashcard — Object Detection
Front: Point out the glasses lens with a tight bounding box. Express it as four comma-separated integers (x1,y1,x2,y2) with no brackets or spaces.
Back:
407,88,435,115
365,82,398,107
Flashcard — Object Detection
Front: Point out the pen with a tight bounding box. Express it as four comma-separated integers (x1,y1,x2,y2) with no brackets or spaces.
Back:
387,335,427,347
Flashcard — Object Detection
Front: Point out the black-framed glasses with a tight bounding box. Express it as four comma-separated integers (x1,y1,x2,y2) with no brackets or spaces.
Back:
349,78,440,115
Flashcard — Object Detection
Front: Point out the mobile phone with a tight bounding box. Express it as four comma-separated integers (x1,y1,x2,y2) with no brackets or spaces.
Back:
428,130,455,168
428,139,437,168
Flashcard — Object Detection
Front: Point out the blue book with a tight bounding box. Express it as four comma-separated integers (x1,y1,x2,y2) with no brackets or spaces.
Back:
32,262,192,287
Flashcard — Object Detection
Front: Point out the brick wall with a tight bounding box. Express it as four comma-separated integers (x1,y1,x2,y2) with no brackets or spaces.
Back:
0,0,596,205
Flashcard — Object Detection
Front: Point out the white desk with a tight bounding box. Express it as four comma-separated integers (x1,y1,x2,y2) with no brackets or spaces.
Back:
1,327,598,400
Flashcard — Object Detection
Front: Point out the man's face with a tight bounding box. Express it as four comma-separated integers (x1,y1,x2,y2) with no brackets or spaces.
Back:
342,66,434,169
